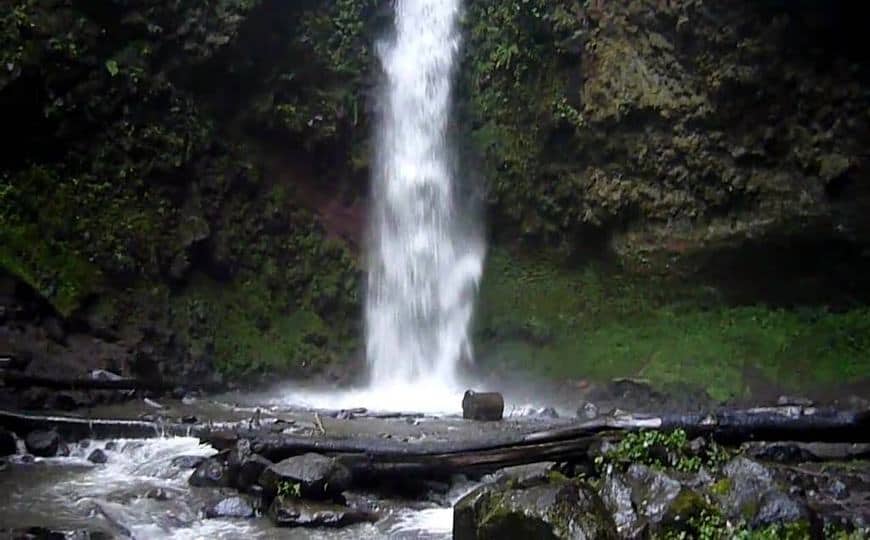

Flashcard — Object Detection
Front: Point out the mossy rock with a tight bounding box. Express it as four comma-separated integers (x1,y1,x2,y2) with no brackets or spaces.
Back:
453,478,618,540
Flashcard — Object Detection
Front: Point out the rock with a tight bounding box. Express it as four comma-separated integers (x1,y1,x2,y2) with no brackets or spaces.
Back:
577,401,599,420
4,528,112,540
259,453,351,501
453,478,618,540
25,430,60,457
601,468,641,538
189,456,233,488
43,316,66,344
462,390,504,421
624,464,706,528
145,488,172,501
777,395,814,407
492,462,557,488
269,498,377,528
87,449,108,464
718,456,814,529
90,369,123,381
753,489,815,529
0,428,16,457
744,442,816,463
104,442,118,451
46,392,79,411
171,455,206,469
79,440,91,449
235,454,272,492
205,496,256,519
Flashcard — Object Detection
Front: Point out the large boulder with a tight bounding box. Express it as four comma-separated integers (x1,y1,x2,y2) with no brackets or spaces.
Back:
717,457,817,530
258,453,351,501
25,430,60,457
189,456,233,488
453,477,618,540
268,498,377,528
0,428,16,457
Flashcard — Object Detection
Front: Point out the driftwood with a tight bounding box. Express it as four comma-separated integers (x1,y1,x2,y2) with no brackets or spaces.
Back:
462,391,504,421
0,409,211,440
0,372,176,393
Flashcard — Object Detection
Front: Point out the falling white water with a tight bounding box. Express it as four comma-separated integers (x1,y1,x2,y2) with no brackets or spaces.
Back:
366,0,484,404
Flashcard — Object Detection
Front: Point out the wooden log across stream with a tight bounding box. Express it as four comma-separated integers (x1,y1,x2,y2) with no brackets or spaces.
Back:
205,405,870,476
1,405,868,476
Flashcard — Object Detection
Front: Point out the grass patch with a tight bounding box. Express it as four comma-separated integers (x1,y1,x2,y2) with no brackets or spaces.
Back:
476,249,870,401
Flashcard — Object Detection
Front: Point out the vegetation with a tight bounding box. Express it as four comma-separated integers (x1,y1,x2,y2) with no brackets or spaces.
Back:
477,249,870,401
595,429,730,473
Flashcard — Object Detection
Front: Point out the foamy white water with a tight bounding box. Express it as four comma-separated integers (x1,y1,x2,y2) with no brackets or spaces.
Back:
366,0,484,404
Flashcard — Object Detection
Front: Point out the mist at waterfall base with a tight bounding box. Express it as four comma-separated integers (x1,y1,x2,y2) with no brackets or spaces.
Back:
274,0,489,414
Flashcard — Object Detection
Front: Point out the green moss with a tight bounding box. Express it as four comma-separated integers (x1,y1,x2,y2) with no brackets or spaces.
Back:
0,222,101,317
710,479,732,497
477,248,870,401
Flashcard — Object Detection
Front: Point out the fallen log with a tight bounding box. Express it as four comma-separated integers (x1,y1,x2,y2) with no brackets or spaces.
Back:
0,372,174,393
2,405,869,477
0,409,212,440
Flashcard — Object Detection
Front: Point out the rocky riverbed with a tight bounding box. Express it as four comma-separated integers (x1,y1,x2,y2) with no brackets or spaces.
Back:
0,381,869,539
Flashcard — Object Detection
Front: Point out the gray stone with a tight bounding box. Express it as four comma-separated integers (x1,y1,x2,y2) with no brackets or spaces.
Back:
189,456,232,488
269,498,377,528
578,401,599,420
206,496,256,519
601,468,640,537
259,453,351,501
87,449,108,464
25,430,59,457
492,462,557,489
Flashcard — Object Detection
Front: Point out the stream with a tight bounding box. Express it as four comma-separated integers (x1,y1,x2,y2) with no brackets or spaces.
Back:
0,436,470,539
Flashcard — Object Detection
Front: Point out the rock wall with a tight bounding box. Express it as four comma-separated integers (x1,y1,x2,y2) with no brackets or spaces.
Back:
0,0,382,383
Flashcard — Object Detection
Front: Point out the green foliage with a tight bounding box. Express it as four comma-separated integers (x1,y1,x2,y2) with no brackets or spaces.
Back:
477,249,870,401
277,480,302,499
595,429,729,473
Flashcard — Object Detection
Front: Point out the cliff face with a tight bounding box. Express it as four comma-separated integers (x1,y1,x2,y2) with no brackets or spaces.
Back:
0,1,380,383
462,0,870,300
1,1,869,397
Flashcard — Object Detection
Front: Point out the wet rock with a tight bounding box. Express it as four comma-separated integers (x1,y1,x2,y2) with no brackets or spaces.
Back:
777,395,814,407
754,489,815,529
189,456,233,488
90,369,123,381
4,528,112,540
0,428,16,457
46,392,80,411
205,495,256,519
104,442,117,451
87,449,108,464
577,401,599,420
171,455,206,469
25,430,59,457
79,439,91,449
601,468,641,537
492,462,557,488
744,442,816,463
145,488,172,501
0,458,8,472
625,464,706,528
462,390,504,421
718,457,814,528
269,498,377,528
453,478,617,540
259,453,351,501
43,316,66,344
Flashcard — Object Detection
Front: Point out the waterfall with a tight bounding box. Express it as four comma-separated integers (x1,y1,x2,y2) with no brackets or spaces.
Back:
366,0,484,398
